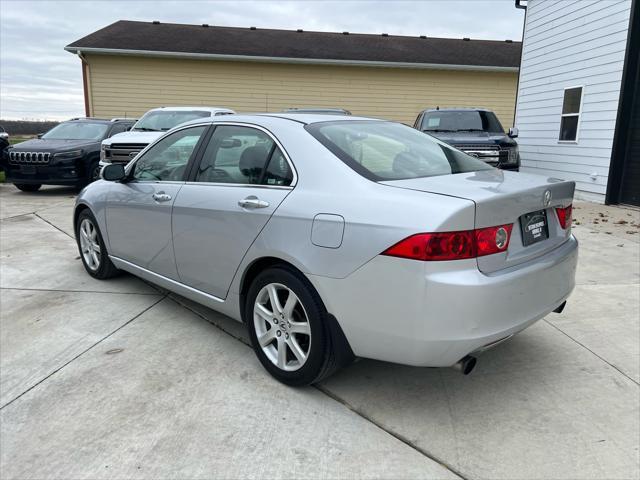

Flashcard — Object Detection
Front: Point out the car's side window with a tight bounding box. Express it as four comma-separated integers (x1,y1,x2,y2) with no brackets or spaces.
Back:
194,125,276,184
132,126,206,182
263,147,293,186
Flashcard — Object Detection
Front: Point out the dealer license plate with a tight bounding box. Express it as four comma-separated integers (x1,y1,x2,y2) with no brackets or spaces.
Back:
520,209,549,246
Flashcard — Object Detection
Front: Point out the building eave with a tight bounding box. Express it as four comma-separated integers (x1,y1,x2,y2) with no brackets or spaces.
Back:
64,46,519,73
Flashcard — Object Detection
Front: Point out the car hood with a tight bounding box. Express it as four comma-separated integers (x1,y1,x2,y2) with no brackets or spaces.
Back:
10,138,97,152
102,130,164,146
425,131,516,147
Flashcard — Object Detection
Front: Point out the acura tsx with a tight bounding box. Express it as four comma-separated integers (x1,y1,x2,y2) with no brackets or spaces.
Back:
74,113,578,385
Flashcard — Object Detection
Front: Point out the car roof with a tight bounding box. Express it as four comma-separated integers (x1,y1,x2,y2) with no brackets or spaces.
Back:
144,106,235,114
282,108,351,115
66,117,136,124
176,113,385,128
421,107,492,113
261,113,376,124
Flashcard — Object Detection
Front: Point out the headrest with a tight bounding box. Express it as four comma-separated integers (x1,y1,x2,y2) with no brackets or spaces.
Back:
239,145,268,176
393,152,423,176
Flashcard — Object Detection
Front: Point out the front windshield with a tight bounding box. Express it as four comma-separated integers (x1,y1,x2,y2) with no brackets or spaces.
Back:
133,111,211,132
306,120,493,181
420,111,504,134
41,122,109,140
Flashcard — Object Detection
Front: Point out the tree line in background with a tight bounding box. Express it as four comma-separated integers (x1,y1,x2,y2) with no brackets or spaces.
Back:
0,120,60,135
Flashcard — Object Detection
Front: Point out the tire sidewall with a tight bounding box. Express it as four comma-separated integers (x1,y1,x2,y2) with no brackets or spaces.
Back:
245,267,327,386
88,159,101,184
76,210,111,279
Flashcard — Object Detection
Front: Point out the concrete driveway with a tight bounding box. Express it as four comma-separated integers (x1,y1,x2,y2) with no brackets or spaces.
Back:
1,183,638,479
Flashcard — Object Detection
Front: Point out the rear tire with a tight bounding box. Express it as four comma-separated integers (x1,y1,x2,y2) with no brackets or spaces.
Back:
245,266,342,386
75,209,120,279
14,183,41,192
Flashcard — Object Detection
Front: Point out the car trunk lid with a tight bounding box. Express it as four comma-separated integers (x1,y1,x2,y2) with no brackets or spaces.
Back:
381,170,575,273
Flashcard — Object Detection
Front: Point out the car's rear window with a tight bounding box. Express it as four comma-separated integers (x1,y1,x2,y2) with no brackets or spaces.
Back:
305,120,493,181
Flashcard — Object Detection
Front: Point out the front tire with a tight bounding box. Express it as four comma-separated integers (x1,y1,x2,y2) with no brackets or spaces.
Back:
88,160,101,184
75,209,119,279
14,183,41,192
245,266,341,386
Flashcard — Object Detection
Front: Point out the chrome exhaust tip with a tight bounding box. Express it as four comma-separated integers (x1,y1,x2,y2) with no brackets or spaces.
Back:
452,355,477,375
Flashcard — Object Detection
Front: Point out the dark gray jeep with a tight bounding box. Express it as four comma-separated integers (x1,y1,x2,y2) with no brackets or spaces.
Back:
5,117,135,192
414,108,520,171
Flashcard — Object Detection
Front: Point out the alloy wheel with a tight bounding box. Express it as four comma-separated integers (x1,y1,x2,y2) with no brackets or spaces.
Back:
79,218,101,271
253,283,312,371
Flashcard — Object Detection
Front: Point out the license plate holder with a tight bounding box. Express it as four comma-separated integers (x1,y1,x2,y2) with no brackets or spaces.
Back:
19,165,36,175
520,209,549,246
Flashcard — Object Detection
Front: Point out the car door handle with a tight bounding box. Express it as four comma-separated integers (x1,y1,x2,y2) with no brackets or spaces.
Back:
152,192,172,202
238,196,269,209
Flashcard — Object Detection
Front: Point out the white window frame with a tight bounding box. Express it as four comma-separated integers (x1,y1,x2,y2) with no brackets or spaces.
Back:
558,85,584,143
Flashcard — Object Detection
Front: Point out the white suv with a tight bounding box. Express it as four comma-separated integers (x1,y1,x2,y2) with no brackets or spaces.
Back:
100,106,234,166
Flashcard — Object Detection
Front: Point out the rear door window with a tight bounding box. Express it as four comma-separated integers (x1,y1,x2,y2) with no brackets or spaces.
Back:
193,125,293,186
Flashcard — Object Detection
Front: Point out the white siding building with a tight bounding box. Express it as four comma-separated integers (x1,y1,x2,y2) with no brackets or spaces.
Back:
514,0,639,206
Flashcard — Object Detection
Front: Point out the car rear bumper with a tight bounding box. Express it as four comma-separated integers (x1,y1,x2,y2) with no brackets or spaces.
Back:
307,235,578,367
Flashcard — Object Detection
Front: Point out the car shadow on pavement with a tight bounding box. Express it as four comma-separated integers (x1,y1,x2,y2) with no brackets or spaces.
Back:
7,186,78,196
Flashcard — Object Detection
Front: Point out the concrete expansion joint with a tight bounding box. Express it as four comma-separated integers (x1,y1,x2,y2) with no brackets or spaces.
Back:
543,319,640,387
0,294,168,411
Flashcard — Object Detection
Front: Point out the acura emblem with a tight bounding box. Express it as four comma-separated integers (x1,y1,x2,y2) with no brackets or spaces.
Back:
543,190,552,207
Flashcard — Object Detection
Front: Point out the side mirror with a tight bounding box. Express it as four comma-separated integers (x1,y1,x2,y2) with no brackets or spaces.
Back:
37,133,44,139
102,163,126,181
508,127,519,138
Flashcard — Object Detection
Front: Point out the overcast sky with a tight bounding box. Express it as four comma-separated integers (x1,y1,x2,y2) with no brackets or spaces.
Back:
0,0,524,120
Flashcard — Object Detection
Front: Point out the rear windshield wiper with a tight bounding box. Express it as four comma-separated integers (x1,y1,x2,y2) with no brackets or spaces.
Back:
133,127,161,132
423,129,456,133
456,129,484,132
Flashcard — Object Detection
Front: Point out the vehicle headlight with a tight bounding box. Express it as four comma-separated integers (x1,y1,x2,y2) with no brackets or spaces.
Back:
53,149,84,160
100,144,106,161
507,146,519,164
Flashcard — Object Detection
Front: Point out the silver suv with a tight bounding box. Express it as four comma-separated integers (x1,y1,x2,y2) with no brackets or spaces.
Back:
100,106,234,166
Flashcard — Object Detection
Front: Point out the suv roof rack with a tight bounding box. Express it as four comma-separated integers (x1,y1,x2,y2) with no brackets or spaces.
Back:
67,116,137,122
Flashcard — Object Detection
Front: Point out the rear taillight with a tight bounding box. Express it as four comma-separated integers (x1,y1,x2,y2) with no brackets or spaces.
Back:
475,224,514,257
556,205,572,230
382,224,513,261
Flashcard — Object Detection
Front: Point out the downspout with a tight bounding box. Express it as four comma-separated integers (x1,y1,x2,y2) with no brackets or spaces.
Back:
77,51,91,117
512,0,528,128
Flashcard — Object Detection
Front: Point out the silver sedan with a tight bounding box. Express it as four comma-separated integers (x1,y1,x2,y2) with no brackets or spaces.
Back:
74,114,578,385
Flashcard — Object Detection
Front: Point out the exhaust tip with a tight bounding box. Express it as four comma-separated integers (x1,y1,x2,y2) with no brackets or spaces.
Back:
453,355,477,375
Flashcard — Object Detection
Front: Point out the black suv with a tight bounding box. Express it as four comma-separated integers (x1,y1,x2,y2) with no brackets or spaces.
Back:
0,126,9,171
5,117,136,192
414,108,520,171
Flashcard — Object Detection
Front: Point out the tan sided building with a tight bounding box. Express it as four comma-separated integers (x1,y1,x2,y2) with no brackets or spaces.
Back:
65,21,521,127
